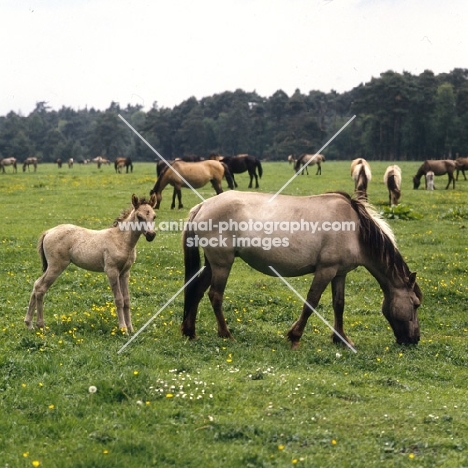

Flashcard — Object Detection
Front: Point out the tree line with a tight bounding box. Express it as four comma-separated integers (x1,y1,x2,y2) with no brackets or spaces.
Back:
1,68,467,163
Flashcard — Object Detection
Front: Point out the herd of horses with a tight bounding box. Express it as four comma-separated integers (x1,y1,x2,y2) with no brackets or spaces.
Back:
18,151,468,349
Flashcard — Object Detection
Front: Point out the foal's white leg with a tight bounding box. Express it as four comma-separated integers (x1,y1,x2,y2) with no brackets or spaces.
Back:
119,271,133,332
25,265,68,329
105,268,128,332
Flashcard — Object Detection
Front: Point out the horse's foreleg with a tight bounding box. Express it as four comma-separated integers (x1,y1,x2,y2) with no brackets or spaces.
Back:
119,271,132,332
181,261,212,339
331,275,354,347
287,267,336,349
106,268,127,332
25,266,67,329
211,180,223,195
207,264,234,339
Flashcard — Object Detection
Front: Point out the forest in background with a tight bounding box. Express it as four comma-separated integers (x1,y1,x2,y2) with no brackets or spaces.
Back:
1,68,468,163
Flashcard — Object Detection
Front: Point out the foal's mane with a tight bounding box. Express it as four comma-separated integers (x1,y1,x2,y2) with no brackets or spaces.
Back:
112,196,154,227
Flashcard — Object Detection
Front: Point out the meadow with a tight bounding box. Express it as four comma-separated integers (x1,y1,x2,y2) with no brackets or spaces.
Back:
0,160,467,467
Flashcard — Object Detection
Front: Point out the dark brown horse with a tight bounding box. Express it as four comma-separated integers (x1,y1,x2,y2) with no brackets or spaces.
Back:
413,160,456,189
115,157,133,173
455,157,468,181
209,153,263,188
182,191,421,348
150,160,234,209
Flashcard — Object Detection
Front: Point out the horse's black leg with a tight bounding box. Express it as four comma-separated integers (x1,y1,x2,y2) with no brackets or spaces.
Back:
331,275,354,346
177,189,183,209
254,171,259,188
232,175,238,188
181,260,212,339
248,170,253,189
287,267,336,349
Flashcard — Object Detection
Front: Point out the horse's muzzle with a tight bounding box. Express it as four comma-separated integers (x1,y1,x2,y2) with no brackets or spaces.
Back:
145,232,156,242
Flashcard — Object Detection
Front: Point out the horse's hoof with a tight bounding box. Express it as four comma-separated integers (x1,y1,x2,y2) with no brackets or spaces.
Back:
290,341,301,350
24,321,33,330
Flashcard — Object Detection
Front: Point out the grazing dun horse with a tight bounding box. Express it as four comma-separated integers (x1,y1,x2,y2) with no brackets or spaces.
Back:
68,158,74,169
209,153,263,188
0,157,17,173
425,171,435,190
23,157,38,172
294,153,326,175
413,160,456,189
351,158,372,200
25,194,157,333
383,165,402,205
182,191,421,348
150,160,234,209
115,157,133,173
455,157,468,181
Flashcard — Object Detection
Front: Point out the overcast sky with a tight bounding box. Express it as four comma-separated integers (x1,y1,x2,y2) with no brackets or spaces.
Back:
1,0,467,117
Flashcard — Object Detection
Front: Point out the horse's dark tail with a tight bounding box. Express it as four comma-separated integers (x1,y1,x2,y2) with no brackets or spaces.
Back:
221,163,235,189
256,159,263,179
183,204,203,320
38,232,48,273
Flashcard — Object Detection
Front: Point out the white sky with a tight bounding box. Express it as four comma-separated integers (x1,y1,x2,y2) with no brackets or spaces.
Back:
1,0,467,117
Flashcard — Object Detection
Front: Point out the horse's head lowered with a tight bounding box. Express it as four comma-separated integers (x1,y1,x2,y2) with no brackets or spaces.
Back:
132,193,157,241
381,272,421,344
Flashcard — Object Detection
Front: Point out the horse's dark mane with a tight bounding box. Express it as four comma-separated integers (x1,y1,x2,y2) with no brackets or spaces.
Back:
348,197,419,294
112,197,153,226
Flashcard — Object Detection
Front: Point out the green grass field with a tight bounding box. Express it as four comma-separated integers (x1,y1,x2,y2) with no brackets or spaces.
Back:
0,161,467,467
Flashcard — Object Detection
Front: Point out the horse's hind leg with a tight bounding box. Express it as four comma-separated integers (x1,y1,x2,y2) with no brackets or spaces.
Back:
287,267,336,349
25,265,68,329
330,275,354,347
208,264,234,339
182,260,213,338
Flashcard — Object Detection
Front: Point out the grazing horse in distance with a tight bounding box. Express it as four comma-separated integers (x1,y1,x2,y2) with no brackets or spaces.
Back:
23,157,38,172
412,160,456,190
150,160,234,209
68,158,74,169
0,157,17,173
25,194,157,333
93,156,111,169
287,155,296,165
182,191,421,348
56,158,63,168
294,153,326,175
209,153,263,189
455,156,468,180
351,158,372,200
115,157,133,173
425,171,435,190
383,165,402,205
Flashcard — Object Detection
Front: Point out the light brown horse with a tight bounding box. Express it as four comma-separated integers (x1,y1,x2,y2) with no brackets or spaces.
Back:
413,160,456,189
455,157,468,181
383,165,402,205
351,158,372,200
294,153,326,175
182,191,421,348
23,157,38,172
150,160,234,209
25,194,157,333
0,157,17,173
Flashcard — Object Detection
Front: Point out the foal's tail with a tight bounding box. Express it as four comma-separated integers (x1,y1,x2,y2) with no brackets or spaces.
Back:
38,232,48,272
183,204,203,319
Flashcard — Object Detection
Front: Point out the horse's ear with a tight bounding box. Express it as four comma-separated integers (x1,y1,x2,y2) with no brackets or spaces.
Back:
408,272,417,288
131,194,139,208
149,193,157,208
